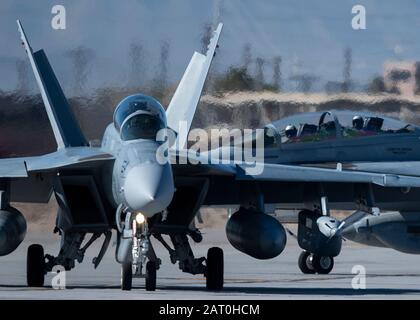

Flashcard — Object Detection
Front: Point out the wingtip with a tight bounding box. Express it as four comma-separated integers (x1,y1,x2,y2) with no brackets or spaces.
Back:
208,23,223,49
16,19,33,52
16,19,24,38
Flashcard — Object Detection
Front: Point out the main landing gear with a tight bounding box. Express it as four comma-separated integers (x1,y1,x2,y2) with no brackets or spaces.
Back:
155,231,224,291
26,230,112,288
27,244,46,287
206,247,224,291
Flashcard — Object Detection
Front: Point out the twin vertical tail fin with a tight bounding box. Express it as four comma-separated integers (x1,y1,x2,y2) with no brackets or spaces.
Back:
17,20,88,149
17,20,223,150
165,23,223,150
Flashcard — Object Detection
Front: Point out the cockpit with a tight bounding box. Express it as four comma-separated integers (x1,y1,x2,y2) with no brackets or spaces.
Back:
270,110,419,144
113,94,166,141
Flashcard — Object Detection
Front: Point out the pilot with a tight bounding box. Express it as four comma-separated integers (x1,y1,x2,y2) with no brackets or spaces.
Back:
285,125,298,139
352,116,364,130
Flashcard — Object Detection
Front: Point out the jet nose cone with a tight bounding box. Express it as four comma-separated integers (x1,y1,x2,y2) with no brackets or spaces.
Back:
124,162,174,217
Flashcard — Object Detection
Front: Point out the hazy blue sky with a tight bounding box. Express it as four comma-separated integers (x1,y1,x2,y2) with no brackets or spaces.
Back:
1,0,420,94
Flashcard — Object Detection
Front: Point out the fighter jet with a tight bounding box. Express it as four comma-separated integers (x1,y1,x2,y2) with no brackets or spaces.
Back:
235,110,420,274
188,109,420,275
1,20,224,291
2,20,420,291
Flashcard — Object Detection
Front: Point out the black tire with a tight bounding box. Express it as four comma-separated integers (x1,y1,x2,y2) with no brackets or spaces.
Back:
312,255,334,274
298,251,316,274
27,244,45,287
145,261,157,291
206,247,224,291
121,261,132,291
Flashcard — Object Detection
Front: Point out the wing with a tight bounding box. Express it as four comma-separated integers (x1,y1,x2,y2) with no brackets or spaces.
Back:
166,23,223,150
236,163,420,188
329,161,420,177
17,20,88,149
170,149,420,187
9,147,114,177
0,148,114,203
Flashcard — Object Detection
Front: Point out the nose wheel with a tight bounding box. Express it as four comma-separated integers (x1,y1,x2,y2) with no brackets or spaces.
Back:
312,254,334,274
298,251,316,274
121,260,133,291
121,259,158,291
298,251,334,274
206,247,224,291
145,261,157,291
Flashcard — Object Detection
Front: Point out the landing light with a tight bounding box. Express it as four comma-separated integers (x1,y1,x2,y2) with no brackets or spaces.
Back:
135,212,145,224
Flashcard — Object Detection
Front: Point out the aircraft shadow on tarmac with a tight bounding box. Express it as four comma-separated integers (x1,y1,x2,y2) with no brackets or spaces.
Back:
161,286,420,296
0,284,419,296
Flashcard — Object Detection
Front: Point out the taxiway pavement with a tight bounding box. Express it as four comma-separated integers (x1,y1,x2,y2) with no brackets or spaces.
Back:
0,227,419,299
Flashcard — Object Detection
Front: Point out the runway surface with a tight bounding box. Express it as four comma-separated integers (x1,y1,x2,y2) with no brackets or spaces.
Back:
1,226,420,299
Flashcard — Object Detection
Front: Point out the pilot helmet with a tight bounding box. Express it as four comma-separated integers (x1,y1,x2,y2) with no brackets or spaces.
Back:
352,116,364,130
285,125,297,138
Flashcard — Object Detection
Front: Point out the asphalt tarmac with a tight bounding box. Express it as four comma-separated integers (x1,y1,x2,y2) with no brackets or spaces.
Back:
0,227,420,299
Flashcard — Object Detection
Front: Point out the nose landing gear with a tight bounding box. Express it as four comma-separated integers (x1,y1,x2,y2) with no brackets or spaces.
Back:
297,207,341,275
298,250,334,274
120,215,160,291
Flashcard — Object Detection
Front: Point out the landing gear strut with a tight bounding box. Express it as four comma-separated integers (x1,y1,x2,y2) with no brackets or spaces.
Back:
298,250,334,274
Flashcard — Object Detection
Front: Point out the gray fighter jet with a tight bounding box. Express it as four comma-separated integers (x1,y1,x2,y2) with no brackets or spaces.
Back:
194,109,420,276
2,20,420,291
229,110,420,275
1,20,224,291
